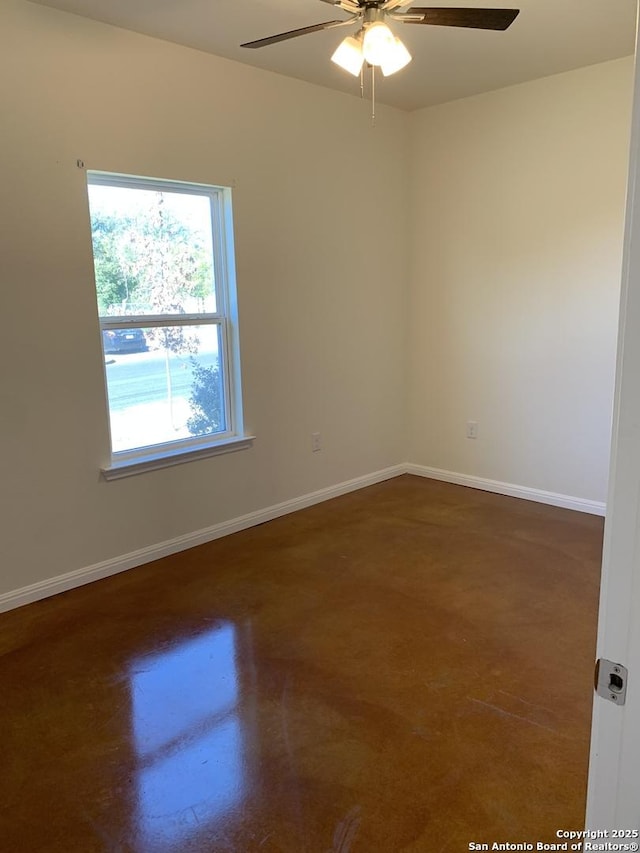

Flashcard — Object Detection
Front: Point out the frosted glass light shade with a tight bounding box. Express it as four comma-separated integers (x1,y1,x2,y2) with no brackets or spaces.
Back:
362,21,395,65
331,36,364,76
381,37,412,76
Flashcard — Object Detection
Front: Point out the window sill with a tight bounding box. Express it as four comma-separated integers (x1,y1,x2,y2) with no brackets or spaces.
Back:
101,435,255,481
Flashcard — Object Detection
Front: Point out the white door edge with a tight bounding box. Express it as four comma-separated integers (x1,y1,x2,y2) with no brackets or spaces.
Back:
586,2,640,830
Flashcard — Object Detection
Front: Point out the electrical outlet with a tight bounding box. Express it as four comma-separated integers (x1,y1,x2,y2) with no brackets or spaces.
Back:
312,432,321,452
466,421,478,440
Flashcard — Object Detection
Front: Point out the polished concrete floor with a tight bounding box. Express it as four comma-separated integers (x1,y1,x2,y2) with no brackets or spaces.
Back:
1,476,603,852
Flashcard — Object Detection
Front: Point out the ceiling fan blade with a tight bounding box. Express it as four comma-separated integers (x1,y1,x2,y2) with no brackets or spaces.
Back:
383,0,416,10
241,20,348,49
319,0,362,11
404,8,519,30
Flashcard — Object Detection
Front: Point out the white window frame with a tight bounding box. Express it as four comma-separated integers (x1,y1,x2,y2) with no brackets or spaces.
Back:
87,172,253,479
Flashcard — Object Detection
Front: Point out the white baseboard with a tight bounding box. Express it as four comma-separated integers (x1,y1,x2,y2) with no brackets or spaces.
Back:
0,464,404,614
0,462,605,613
405,464,606,517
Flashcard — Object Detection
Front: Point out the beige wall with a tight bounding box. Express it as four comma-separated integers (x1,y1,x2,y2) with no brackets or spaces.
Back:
408,58,633,502
0,0,409,597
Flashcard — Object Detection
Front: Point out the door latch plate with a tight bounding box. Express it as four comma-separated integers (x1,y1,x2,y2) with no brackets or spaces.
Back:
595,658,628,705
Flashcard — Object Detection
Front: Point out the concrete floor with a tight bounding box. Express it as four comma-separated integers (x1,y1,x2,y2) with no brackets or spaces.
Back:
0,475,603,852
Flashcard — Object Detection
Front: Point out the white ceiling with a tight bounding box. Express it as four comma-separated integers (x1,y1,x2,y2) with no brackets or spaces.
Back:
28,0,637,111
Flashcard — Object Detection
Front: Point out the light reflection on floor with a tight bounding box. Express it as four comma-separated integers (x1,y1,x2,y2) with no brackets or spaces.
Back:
129,623,246,851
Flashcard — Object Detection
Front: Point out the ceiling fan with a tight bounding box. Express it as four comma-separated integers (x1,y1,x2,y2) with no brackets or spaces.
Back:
241,1,520,78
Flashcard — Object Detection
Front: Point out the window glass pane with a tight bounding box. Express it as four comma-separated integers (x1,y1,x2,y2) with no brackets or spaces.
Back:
88,183,217,317
104,325,226,453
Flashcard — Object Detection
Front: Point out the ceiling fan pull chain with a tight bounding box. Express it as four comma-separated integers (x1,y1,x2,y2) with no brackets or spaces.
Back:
360,63,365,99
371,63,376,126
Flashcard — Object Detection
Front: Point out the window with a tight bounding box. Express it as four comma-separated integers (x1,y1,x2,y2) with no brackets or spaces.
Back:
86,173,251,478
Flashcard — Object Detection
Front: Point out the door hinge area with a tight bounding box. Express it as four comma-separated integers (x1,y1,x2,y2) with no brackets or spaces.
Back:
595,658,628,705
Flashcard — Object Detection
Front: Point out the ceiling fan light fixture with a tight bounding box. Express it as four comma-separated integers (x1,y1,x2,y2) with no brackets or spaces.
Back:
380,37,412,76
362,20,396,66
331,34,364,77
